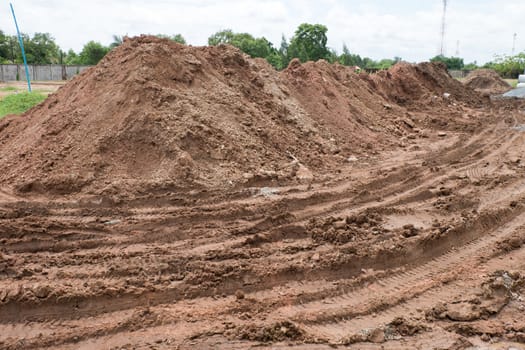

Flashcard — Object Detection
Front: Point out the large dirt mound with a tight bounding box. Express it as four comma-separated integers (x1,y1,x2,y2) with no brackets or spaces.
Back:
0,36,485,197
282,59,409,150
368,62,485,108
463,69,511,95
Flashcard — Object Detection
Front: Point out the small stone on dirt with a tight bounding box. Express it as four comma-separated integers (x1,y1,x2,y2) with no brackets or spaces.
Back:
311,253,320,262
438,132,447,137
104,219,122,225
333,221,347,230
295,164,314,182
33,285,51,299
445,303,481,321
258,187,279,198
368,328,386,343
235,290,245,300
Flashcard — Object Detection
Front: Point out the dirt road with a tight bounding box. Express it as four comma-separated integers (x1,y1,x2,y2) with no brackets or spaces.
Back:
1,102,525,349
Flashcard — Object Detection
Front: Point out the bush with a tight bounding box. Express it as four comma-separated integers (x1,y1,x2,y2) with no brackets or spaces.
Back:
0,92,47,118
484,53,525,78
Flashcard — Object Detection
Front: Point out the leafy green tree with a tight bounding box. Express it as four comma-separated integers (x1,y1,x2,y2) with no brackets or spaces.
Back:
463,61,479,71
64,49,80,65
339,43,363,67
171,34,186,44
361,57,376,69
326,49,339,64
277,35,289,68
430,55,464,70
24,32,60,64
208,30,235,46
155,34,187,44
288,23,330,63
265,51,284,70
0,31,12,63
78,41,110,65
375,58,397,69
484,53,525,78
208,29,274,59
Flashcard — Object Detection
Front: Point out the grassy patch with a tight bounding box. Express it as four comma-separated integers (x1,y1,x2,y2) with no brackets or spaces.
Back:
0,92,47,118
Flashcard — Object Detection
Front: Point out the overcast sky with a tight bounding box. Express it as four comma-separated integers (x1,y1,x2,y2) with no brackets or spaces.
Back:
1,0,523,64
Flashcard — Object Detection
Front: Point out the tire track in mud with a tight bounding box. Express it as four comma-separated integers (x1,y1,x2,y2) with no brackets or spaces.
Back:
298,240,525,344
287,208,523,317
1,198,521,325
2,121,525,347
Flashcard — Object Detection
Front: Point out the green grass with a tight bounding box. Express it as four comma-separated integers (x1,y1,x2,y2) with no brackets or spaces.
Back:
0,92,47,118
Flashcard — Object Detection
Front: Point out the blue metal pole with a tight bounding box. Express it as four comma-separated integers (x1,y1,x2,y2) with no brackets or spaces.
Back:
10,3,31,92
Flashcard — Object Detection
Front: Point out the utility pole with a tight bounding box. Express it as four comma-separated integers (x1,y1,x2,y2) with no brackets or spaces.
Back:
455,40,460,57
512,33,517,55
440,0,448,56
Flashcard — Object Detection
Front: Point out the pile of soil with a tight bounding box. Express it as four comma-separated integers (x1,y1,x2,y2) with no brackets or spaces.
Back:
463,69,511,95
0,36,487,197
368,62,485,107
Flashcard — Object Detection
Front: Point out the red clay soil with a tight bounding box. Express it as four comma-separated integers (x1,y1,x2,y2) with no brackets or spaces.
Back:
2,36,525,350
370,62,486,107
463,68,512,95
0,36,484,198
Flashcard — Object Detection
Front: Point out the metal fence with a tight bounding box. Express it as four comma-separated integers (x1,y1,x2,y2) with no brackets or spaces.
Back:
0,64,92,81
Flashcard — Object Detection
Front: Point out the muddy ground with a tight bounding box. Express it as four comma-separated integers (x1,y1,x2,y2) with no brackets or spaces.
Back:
1,37,525,349
2,106,525,349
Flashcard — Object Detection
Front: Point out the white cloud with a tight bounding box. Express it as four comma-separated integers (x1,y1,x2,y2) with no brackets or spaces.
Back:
0,0,523,63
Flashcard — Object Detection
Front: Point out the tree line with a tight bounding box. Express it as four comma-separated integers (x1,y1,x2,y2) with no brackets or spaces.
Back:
0,24,523,78
207,24,402,71
0,31,186,65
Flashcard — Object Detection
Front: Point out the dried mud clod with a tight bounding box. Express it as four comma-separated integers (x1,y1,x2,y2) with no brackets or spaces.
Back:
428,271,524,323
341,317,429,345
308,210,387,245
235,321,304,342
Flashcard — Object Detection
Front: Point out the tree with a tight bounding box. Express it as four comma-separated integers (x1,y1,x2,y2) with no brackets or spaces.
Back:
155,34,187,44
208,29,235,46
208,29,274,59
484,53,525,78
375,58,397,69
288,23,330,63
64,49,80,65
171,34,186,44
24,32,60,64
110,35,123,49
339,43,363,67
278,35,289,67
78,41,110,65
0,31,12,63
430,55,464,70
463,61,479,71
